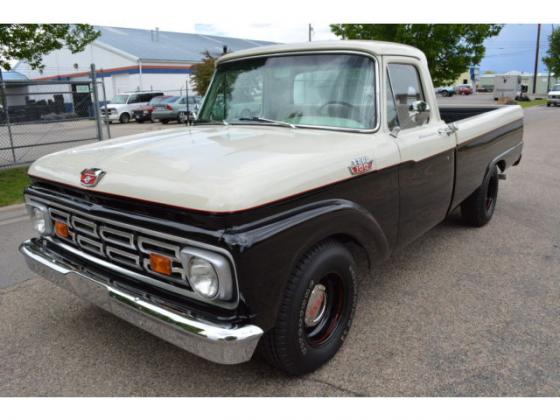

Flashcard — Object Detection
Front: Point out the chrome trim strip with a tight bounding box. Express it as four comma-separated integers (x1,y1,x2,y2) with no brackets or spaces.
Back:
202,50,381,134
19,238,262,365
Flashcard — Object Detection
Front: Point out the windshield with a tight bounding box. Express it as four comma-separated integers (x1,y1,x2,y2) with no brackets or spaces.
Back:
110,94,129,104
198,54,377,130
551,84,560,91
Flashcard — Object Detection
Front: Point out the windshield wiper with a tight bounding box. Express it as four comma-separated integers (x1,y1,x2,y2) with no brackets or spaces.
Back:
237,117,296,129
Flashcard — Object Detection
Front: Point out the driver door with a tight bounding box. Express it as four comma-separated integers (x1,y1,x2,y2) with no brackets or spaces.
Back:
385,58,456,247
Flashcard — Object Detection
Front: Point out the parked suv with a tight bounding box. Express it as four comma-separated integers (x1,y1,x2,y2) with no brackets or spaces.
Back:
547,84,560,107
102,91,164,123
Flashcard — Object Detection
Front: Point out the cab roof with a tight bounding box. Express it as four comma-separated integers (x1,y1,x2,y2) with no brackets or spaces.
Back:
217,40,426,64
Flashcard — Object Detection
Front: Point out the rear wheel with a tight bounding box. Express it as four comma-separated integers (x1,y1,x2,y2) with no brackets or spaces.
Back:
441,90,449,97
461,165,499,227
259,240,357,375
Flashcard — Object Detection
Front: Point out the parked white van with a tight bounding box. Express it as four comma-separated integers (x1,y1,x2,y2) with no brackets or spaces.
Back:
102,91,164,123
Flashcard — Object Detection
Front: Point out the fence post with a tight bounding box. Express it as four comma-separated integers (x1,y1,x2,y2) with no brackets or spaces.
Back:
0,68,16,163
100,70,111,139
90,64,103,141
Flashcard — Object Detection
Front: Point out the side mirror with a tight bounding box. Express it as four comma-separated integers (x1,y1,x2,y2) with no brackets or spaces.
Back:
409,100,430,113
409,100,430,125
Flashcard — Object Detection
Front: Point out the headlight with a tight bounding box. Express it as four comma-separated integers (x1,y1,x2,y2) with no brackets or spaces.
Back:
25,199,52,235
188,257,219,298
181,247,234,301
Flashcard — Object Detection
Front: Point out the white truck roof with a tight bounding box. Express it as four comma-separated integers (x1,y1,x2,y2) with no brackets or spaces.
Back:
218,40,427,64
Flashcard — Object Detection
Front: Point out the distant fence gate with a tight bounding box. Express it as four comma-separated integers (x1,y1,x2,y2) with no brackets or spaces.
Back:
0,72,108,169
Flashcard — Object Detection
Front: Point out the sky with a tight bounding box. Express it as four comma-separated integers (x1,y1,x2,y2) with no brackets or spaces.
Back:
193,23,557,74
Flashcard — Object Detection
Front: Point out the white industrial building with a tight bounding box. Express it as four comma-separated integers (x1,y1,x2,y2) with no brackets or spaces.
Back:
478,71,559,96
13,26,274,100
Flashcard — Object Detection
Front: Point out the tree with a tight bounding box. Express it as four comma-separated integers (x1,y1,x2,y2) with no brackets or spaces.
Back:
0,24,99,71
543,27,560,77
191,51,217,96
330,24,503,86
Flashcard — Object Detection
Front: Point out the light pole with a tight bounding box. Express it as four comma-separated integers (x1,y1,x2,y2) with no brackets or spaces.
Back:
532,24,541,95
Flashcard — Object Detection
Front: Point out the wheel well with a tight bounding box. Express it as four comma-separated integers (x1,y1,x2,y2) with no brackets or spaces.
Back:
496,160,506,172
325,233,371,269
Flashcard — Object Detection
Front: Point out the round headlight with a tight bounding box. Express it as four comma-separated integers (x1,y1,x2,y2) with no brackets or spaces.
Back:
188,257,219,299
26,202,51,235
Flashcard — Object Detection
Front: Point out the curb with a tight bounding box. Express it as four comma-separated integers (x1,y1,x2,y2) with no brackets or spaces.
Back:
0,203,25,214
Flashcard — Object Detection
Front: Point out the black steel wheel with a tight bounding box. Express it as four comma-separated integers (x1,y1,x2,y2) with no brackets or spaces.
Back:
461,164,499,227
259,240,357,375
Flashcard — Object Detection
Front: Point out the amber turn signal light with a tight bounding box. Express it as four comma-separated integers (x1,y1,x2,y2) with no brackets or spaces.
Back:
55,221,70,238
150,253,172,276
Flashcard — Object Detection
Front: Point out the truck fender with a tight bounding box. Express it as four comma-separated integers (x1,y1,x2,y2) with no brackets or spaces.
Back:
223,198,390,268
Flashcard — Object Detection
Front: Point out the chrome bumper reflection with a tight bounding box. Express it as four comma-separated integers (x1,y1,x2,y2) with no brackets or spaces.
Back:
19,238,263,365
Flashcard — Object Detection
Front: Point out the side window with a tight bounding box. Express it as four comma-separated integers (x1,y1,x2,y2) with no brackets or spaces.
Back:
128,94,140,104
387,63,427,129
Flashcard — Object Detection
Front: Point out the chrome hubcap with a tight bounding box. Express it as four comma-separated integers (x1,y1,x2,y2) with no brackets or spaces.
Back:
304,284,327,327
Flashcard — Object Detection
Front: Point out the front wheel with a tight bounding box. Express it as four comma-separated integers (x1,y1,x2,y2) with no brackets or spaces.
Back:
259,240,357,375
461,165,499,227
177,112,186,123
119,113,130,124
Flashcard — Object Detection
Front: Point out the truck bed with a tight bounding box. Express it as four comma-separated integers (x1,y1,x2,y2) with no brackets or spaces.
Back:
439,105,501,124
439,104,524,211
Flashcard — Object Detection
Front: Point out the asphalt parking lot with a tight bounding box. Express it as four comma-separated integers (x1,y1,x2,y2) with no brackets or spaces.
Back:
0,100,559,396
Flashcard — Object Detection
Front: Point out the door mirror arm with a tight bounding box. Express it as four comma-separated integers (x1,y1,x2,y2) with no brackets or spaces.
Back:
390,126,401,138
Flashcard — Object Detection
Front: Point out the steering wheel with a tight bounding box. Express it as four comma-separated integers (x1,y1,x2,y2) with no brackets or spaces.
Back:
318,101,355,117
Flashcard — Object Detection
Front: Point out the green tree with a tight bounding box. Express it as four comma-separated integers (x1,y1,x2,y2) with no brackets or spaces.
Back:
543,27,560,77
0,24,99,71
330,24,503,86
191,50,222,96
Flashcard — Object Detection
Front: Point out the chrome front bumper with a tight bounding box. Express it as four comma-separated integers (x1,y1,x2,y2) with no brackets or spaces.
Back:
19,238,263,365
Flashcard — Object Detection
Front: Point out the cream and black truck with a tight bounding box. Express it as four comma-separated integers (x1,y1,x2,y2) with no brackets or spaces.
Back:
21,41,523,375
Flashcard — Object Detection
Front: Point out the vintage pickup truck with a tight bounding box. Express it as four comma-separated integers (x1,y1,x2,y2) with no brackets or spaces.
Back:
20,41,523,375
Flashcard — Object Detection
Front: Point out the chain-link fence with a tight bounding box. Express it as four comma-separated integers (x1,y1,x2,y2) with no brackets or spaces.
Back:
0,74,108,169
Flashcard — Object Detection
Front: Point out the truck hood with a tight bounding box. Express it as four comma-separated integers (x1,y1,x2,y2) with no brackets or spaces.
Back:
29,125,389,213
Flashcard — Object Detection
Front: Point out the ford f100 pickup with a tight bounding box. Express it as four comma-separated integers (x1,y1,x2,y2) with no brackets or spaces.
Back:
20,41,523,375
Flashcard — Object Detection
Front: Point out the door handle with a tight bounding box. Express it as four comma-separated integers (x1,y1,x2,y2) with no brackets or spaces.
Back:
438,123,458,136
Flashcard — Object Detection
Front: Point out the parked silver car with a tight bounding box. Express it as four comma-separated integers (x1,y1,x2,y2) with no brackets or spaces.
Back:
152,96,201,124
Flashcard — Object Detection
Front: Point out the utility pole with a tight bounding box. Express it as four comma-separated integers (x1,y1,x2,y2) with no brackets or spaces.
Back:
547,24,555,93
532,23,541,95
308,24,313,42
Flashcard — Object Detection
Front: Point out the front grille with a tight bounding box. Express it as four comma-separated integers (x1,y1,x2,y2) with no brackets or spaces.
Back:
48,204,190,290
